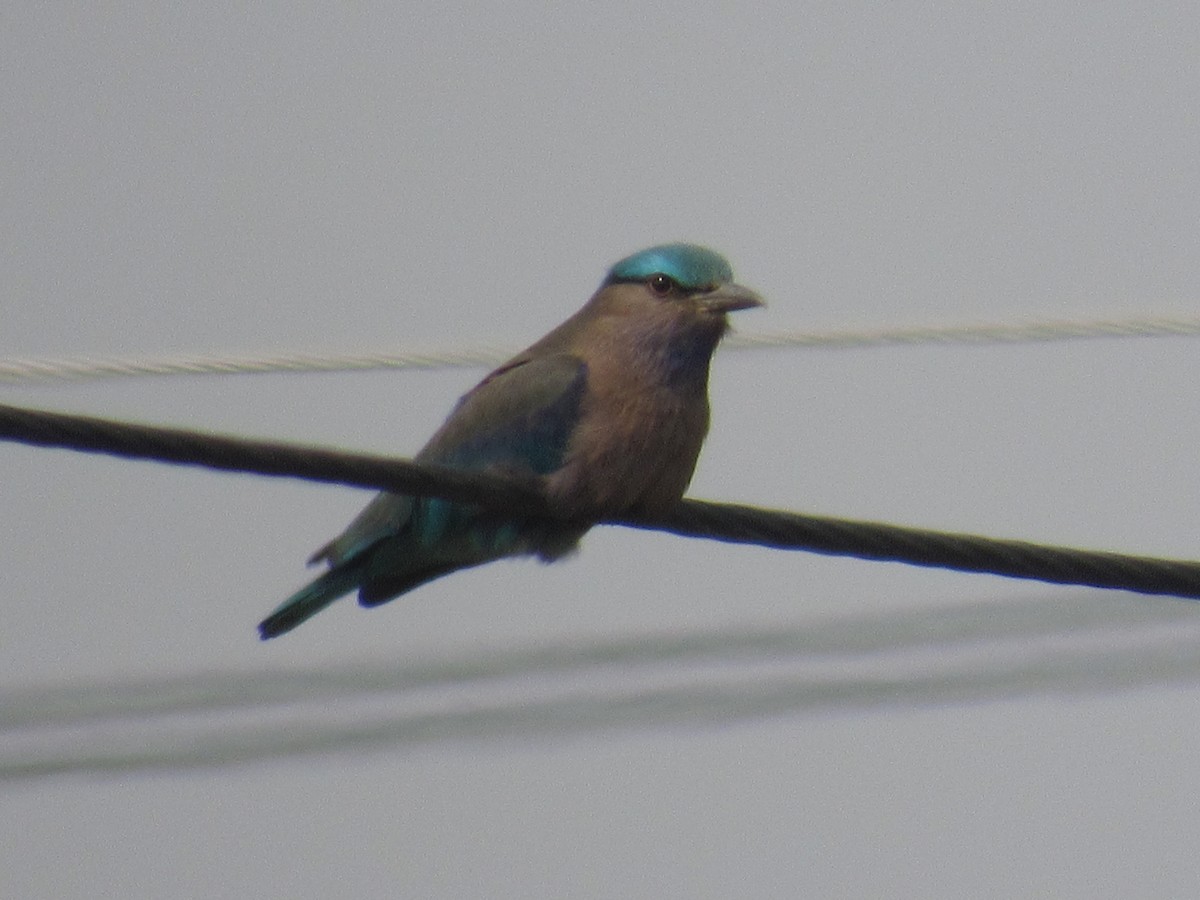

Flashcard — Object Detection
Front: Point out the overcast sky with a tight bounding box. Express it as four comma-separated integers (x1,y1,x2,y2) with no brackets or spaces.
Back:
3,4,1200,898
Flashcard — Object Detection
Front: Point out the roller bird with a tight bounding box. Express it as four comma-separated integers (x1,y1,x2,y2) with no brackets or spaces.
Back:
259,243,762,638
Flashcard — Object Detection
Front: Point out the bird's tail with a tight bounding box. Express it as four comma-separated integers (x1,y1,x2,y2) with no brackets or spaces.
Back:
257,562,366,640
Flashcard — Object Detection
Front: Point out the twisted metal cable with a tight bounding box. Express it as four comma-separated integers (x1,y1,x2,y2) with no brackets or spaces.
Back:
2,401,1199,601
726,315,1200,350
2,314,1198,384
648,502,1200,598
0,345,512,383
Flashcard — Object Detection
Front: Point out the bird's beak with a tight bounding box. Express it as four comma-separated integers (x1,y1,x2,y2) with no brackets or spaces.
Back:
697,282,765,314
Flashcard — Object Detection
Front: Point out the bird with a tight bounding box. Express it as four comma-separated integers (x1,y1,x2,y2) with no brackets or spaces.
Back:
258,243,763,639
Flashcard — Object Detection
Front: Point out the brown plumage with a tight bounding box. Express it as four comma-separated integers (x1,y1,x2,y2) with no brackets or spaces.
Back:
259,243,762,638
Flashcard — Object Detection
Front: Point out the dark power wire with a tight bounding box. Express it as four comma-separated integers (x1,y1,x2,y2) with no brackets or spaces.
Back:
647,502,1200,598
3,401,1199,601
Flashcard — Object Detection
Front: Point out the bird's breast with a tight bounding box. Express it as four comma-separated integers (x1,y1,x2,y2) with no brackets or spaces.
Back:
544,352,711,518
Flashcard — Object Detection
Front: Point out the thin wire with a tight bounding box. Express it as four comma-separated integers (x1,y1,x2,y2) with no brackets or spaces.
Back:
3,400,1200,602
2,314,1198,384
4,592,1198,780
0,345,512,384
727,315,1200,349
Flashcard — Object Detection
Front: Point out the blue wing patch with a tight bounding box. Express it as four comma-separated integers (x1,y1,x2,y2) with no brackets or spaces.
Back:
312,353,588,567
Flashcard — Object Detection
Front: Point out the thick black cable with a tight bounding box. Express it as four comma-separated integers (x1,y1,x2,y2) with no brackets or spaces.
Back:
0,402,550,513
644,502,1200,598
3,401,1199,600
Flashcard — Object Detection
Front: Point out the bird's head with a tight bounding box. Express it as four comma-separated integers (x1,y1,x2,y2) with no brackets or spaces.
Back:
578,243,763,381
601,243,763,326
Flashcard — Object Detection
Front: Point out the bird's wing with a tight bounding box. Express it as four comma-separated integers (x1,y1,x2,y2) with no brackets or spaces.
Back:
422,351,588,474
311,352,588,567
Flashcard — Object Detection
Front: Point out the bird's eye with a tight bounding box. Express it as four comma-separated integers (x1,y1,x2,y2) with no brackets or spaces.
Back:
647,273,675,297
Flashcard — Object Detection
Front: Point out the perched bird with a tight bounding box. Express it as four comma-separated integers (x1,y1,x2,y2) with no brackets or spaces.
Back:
258,243,762,638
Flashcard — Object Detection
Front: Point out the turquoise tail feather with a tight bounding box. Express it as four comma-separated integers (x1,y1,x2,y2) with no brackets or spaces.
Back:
258,563,367,640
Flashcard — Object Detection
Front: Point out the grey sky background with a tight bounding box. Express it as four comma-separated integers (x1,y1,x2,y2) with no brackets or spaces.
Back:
3,4,1200,898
